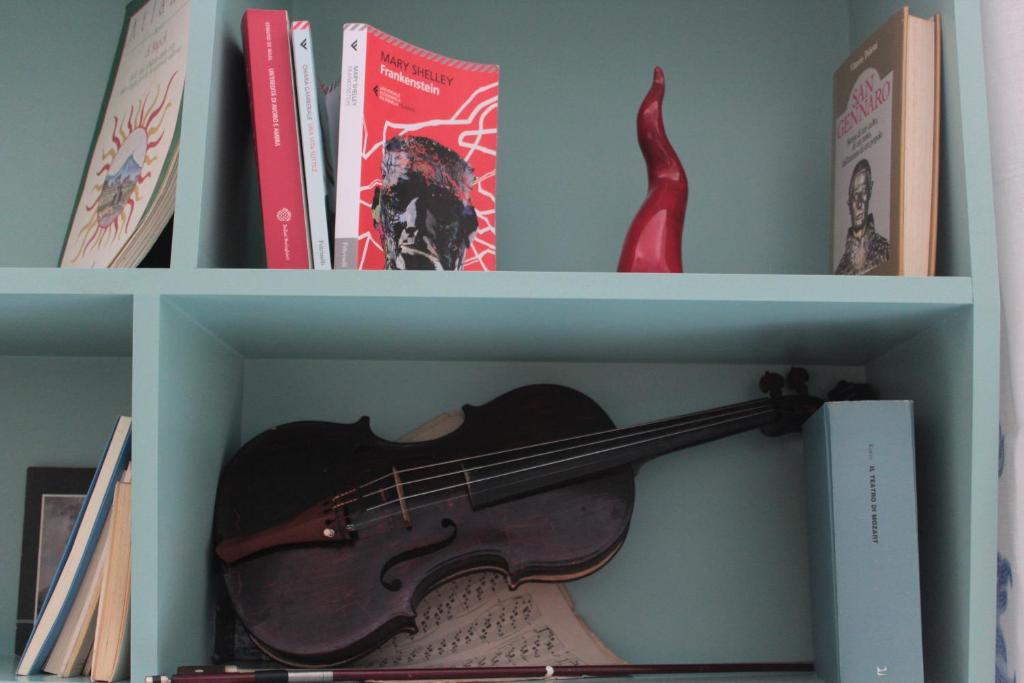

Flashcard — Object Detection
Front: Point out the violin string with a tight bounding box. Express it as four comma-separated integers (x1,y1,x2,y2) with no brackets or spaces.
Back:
353,407,775,530
351,407,775,529
358,402,774,501
352,397,772,494
363,407,773,513
356,397,773,500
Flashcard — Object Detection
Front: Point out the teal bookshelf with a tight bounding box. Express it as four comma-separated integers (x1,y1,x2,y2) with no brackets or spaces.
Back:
0,1,998,682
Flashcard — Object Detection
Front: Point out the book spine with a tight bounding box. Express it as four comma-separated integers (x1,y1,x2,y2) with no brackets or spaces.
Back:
290,21,331,270
805,402,924,683
318,80,340,230
242,9,311,269
333,23,368,269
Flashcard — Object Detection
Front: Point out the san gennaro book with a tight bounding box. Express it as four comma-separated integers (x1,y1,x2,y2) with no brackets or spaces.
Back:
334,25,499,270
831,7,940,276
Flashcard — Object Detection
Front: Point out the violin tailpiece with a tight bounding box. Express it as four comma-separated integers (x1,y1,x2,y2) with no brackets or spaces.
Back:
215,495,353,564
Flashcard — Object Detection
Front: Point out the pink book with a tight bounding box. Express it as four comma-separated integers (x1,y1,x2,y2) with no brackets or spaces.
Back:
242,9,311,269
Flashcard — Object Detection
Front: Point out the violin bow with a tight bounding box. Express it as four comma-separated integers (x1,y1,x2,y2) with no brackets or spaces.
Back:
151,661,813,683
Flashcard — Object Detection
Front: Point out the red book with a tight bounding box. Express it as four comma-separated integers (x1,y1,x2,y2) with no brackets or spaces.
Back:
241,9,311,269
334,25,499,270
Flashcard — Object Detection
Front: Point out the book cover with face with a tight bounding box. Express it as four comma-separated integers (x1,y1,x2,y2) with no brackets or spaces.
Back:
335,24,498,271
831,9,904,276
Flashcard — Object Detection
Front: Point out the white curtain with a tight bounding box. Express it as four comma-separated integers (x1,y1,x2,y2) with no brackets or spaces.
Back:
982,1,1024,681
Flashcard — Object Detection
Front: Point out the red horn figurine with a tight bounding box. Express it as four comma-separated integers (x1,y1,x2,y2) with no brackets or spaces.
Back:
617,67,689,273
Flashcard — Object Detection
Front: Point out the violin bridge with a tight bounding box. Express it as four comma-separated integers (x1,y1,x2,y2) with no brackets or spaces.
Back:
392,466,413,528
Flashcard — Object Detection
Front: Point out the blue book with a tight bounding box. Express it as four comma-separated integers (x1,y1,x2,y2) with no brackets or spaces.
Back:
16,416,132,676
803,401,923,683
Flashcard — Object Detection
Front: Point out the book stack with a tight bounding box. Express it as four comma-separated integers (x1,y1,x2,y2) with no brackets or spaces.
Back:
241,10,500,271
17,417,133,682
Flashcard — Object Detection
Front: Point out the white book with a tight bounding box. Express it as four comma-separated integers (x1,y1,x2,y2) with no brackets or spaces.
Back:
290,21,332,270
91,464,132,683
42,510,114,676
333,23,368,269
17,416,132,676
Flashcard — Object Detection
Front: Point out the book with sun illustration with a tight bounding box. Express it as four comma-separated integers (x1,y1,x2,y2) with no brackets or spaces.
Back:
59,0,191,268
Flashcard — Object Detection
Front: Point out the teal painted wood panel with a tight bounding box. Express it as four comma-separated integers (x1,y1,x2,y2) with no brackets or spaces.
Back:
851,2,1000,680
950,1,1000,679
0,1,127,267
147,299,245,675
869,307,977,682
130,295,160,681
180,0,278,269
169,1,220,269
168,287,968,365
0,268,974,303
0,293,132,356
0,356,131,657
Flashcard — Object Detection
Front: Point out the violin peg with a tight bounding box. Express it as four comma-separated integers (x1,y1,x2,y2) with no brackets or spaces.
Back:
786,367,810,394
759,371,785,398
827,380,878,402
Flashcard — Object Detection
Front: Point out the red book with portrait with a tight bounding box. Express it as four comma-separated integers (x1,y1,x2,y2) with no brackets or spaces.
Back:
333,24,499,270
242,9,312,269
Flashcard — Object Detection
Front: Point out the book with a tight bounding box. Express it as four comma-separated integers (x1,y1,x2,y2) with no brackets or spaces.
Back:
91,464,133,682
42,508,114,677
15,468,96,656
290,21,332,270
242,9,312,269
319,79,341,231
803,401,923,683
17,417,133,676
831,7,940,276
59,0,190,268
334,25,499,270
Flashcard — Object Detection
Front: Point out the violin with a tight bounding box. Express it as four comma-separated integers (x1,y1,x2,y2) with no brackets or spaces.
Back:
213,369,870,666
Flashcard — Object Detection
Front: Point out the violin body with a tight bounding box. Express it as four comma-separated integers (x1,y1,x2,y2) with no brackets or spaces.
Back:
214,385,635,665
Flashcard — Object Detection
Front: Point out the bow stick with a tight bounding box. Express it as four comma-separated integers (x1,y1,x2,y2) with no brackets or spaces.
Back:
149,661,814,683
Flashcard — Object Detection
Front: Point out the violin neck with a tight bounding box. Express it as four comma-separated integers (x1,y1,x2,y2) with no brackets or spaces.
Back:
465,397,778,508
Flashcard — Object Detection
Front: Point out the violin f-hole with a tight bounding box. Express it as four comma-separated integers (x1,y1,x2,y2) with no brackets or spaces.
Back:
379,518,458,592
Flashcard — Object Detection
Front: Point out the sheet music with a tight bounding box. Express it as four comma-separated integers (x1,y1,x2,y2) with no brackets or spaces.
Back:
355,572,622,669
354,412,623,672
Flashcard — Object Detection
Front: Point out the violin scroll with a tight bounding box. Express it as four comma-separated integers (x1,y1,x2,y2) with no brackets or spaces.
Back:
759,368,875,437
827,379,878,402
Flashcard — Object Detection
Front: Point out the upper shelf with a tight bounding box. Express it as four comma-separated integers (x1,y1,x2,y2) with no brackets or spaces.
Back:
0,0,989,280
0,269,970,362
0,268,973,302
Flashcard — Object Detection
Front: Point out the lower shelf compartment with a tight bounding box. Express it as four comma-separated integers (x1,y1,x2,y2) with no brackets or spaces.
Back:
0,287,991,683
131,293,987,682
